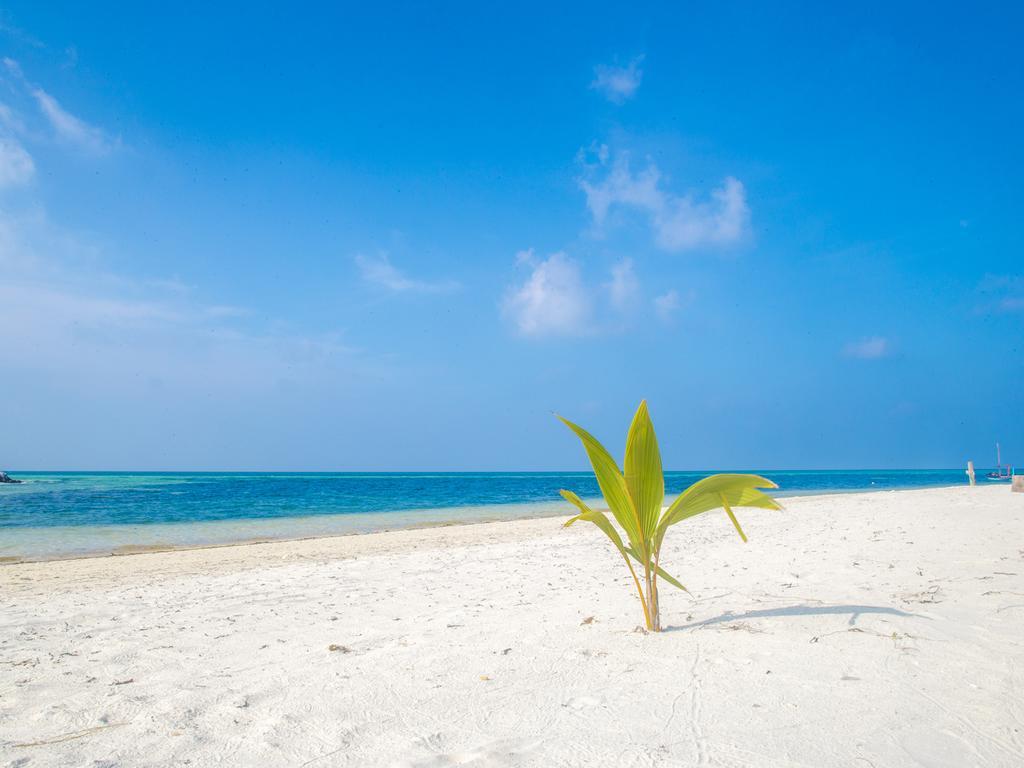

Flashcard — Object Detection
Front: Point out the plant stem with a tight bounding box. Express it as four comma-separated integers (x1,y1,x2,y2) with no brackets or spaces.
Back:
650,547,662,632
620,551,651,629
643,561,658,632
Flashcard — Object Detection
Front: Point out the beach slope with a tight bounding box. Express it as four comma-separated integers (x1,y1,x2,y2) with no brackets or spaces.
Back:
2,485,1023,767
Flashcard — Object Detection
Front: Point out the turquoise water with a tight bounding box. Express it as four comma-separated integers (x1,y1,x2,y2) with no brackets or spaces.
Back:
0,470,968,561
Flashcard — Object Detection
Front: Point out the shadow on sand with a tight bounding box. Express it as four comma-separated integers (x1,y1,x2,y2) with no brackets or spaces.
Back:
664,603,921,632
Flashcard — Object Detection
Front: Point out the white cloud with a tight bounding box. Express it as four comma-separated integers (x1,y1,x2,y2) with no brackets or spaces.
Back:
2,56,24,79
0,136,33,186
591,56,644,104
843,336,891,359
580,152,750,251
654,176,749,250
354,253,459,293
1,57,115,155
0,101,26,133
976,274,1024,314
31,87,112,154
582,154,662,226
606,258,639,311
0,21,44,49
0,208,365,396
0,206,417,472
204,304,251,319
504,252,650,337
503,251,590,337
654,289,681,322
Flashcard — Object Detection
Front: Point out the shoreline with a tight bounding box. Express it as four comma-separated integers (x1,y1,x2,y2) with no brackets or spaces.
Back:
0,514,543,567
0,482,973,566
2,484,1022,766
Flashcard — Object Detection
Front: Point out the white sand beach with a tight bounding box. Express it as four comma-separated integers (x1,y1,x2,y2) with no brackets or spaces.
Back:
2,485,1023,767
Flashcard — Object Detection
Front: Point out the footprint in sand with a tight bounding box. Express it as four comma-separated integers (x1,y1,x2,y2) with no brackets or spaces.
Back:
563,695,600,710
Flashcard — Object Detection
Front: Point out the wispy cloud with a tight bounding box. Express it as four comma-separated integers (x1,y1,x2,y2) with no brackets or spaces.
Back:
355,253,460,293
31,87,113,154
654,289,685,322
2,56,24,79
503,250,590,337
0,207,366,397
0,192,417,469
0,16,45,49
606,258,639,311
843,336,892,359
204,304,251,319
580,150,750,251
0,135,33,186
503,250,653,337
975,274,1024,314
2,57,116,155
0,101,26,133
591,56,644,104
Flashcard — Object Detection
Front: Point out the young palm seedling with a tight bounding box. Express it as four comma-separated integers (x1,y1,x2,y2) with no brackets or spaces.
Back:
557,400,780,631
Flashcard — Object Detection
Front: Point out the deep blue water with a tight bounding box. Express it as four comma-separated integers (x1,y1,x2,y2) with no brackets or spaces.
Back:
0,469,968,530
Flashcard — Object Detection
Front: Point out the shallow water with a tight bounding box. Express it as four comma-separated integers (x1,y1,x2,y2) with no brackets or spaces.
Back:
0,470,969,560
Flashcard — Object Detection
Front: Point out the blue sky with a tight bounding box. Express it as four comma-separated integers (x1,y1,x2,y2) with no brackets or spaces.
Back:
1,2,1021,470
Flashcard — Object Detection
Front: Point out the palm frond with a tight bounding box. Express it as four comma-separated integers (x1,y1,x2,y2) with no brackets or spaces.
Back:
655,473,780,550
560,489,651,624
557,415,642,547
624,546,689,593
624,400,664,542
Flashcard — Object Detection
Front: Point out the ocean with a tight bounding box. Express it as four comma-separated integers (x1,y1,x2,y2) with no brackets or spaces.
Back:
0,469,969,561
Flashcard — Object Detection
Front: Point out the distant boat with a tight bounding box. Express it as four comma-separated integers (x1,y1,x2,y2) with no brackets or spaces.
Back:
985,443,1013,481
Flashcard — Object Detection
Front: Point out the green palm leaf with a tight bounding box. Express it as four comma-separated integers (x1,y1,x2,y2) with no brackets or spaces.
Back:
655,473,780,550
561,490,651,624
560,490,628,555
624,546,689,593
557,415,642,547
624,400,664,541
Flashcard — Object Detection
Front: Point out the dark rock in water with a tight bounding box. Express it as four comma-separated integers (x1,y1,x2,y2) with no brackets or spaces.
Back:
0,472,22,484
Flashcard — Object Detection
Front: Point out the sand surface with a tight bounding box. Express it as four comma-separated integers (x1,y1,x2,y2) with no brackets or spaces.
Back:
2,485,1023,767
